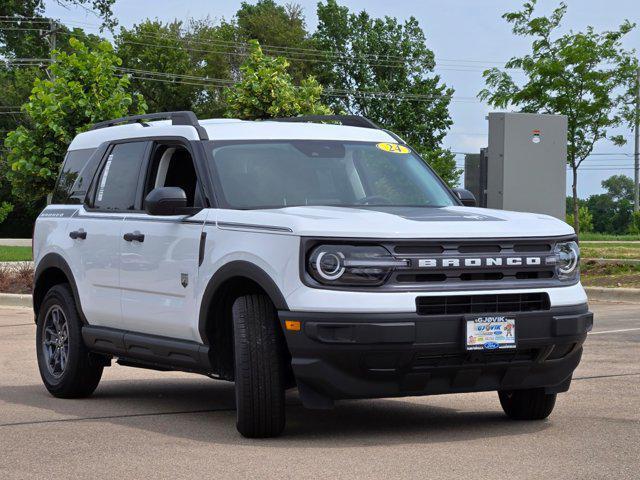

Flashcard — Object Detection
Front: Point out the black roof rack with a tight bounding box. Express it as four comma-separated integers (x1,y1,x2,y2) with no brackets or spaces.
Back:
272,114,380,130
90,111,209,140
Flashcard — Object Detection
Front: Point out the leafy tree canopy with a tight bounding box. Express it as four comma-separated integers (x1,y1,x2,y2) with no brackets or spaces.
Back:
223,40,330,120
478,0,636,234
601,174,635,203
115,20,200,113
1,0,115,59
236,0,306,49
236,0,313,80
565,205,593,233
3,37,146,205
314,0,459,186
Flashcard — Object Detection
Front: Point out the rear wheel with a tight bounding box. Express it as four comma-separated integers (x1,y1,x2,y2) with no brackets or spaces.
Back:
36,284,103,398
232,293,286,438
498,388,556,420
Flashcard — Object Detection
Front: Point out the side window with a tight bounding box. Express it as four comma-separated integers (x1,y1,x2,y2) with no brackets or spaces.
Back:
52,148,96,204
92,142,148,211
143,144,202,208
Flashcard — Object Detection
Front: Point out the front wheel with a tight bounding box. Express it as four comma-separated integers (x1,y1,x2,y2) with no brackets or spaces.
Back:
36,284,103,398
232,294,286,438
498,388,557,420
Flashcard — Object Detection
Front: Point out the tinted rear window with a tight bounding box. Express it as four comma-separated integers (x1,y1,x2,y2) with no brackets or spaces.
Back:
93,142,148,211
52,148,96,204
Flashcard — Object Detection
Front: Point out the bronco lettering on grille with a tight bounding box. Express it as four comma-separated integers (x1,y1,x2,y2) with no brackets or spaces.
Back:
418,257,544,268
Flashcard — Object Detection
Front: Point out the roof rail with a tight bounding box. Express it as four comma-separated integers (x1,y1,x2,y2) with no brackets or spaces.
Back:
90,111,209,140
272,114,380,130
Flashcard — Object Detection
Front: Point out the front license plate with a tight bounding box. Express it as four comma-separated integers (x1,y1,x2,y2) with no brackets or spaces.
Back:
465,315,516,351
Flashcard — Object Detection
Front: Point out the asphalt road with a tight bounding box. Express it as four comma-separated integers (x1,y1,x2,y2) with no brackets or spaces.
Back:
0,302,638,480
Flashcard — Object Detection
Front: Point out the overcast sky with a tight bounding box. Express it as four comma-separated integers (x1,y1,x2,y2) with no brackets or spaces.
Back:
45,0,640,198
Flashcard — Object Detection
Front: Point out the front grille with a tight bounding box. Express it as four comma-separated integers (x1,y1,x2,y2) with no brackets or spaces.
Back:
383,238,567,291
416,293,550,315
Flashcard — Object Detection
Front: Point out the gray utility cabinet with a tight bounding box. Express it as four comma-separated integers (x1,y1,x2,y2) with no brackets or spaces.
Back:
486,112,567,220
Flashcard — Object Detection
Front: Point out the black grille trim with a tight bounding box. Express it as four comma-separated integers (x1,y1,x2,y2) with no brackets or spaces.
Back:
300,235,578,292
416,293,551,315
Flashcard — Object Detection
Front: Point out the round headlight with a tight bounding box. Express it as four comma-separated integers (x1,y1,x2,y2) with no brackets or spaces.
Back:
315,251,345,280
555,241,579,278
307,244,407,286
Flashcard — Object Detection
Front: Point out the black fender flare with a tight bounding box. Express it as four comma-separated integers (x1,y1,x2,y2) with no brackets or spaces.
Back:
198,261,289,344
33,252,87,324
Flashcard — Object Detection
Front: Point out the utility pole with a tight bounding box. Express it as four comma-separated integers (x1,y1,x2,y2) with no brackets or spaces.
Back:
41,19,59,80
49,19,57,52
635,66,640,213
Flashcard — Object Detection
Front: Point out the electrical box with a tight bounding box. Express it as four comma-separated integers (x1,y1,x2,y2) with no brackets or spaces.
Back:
464,148,488,207
486,112,567,220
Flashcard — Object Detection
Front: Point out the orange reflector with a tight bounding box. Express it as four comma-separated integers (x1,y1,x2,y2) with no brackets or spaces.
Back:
285,320,301,332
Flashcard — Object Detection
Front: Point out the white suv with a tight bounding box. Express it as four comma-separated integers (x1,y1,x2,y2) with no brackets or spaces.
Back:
32,111,592,437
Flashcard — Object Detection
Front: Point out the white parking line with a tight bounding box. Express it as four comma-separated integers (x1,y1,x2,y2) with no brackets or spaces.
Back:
589,327,640,335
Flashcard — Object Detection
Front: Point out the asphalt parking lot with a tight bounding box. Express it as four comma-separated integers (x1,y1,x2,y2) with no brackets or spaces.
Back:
0,302,638,480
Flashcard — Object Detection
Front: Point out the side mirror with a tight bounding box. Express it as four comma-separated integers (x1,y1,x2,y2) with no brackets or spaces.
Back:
452,188,477,207
144,187,188,216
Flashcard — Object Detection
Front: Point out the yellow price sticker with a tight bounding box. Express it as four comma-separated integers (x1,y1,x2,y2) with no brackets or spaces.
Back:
376,143,410,154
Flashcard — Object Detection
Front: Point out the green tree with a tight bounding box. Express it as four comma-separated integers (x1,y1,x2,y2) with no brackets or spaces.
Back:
601,174,635,202
235,0,313,80
1,4,107,231
3,37,146,207
236,0,307,48
629,211,640,234
224,40,330,120
586,194,616,233
565,205,593,233
115,21,200,113
1,0,116,60
586,194,633,234
479,0,636,235
314,0,459,186
185,18,243,117
115,18,242,118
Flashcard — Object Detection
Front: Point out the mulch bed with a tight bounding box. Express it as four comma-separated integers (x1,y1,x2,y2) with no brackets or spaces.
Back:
0,264,33,294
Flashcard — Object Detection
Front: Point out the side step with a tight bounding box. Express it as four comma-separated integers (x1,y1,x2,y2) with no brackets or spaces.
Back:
82,325,212,374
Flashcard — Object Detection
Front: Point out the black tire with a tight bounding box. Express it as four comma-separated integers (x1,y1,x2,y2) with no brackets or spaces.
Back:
498,388,557,420
36,283,103,398
232,293,286,438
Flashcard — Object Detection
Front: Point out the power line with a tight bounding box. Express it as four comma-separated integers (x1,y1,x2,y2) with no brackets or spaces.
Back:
2,21,505,71
2,16,512,66
113,26,462,65
1,57,483,104
120,69,481,103
116,27,509,69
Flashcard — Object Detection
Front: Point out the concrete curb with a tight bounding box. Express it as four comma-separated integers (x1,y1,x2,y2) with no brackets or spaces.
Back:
585,287,640,304
0,293,32,308
0,239,31,247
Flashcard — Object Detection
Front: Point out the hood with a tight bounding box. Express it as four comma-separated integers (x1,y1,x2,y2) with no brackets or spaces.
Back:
215,205,574,239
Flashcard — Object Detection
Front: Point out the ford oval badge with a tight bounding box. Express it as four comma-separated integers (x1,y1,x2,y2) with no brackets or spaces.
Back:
484,341,499,350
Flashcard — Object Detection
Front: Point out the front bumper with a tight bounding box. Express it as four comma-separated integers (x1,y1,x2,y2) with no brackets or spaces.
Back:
279,304,592,405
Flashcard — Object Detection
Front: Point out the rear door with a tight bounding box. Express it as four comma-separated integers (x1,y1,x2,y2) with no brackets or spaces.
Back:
65,141,150,329
119,141,208,342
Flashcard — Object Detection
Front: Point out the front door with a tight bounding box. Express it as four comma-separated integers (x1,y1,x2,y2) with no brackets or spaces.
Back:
119,142,208,342
65,206,124,328
67,140,151,329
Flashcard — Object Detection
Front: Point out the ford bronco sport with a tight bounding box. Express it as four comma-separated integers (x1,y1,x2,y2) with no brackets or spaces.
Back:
32,111,592,438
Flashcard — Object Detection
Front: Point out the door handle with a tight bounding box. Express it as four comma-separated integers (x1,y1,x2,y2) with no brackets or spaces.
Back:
69,230,87,240
123,231,145,243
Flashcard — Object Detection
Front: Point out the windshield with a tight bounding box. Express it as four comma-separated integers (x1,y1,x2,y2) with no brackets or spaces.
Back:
207,140,456,210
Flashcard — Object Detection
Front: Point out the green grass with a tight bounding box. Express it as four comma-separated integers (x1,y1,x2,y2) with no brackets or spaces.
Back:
579,233,640,241
0,246,32,262
581,242,640,260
